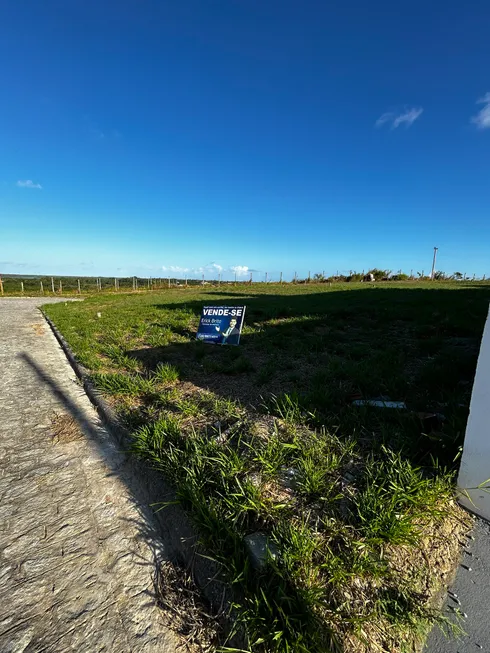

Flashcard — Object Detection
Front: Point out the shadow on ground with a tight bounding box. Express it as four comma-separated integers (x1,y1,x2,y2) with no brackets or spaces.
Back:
126,285,490,469
19,350,227,623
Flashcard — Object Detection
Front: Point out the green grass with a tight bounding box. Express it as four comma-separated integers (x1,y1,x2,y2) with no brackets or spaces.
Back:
43,281,487,652
153,362,180,383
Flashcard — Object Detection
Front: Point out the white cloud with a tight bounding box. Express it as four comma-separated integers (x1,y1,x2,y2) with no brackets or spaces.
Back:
230,265,249,277
206,263,223,273
376,107,423,129
375,112,393,127
162,265,190,274
193,263,223,275
17,179,42,189
161,263,250,278
471,93,490,129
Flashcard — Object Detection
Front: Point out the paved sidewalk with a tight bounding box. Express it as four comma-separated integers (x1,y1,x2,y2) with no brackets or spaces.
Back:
425,517,490,653
0,299,177,652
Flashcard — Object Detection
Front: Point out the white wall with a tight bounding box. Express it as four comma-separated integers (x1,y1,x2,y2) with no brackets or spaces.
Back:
458,305,490,520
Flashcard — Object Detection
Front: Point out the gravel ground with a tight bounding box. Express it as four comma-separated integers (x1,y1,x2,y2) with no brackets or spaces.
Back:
0,298,177,652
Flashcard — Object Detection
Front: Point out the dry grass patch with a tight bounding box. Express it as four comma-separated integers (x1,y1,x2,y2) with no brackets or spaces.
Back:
155,559,225,653
50,412,83,444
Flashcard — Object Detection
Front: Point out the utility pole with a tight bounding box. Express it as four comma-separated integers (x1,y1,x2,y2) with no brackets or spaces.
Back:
431,247,438,280
265,272,268,283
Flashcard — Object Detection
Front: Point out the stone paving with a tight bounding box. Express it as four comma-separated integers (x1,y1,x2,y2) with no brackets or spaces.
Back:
0,298,177,652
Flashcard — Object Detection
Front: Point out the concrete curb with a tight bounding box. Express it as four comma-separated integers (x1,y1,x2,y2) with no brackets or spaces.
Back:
43,313,130,446
41,310,234,626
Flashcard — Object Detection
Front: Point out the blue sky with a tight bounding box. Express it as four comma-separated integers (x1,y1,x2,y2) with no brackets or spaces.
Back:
1,0,489,280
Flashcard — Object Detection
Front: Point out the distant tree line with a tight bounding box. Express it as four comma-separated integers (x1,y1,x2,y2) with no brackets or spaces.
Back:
296,269,486,283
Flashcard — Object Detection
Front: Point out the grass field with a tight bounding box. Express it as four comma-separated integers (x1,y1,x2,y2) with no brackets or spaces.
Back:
43,282,490,652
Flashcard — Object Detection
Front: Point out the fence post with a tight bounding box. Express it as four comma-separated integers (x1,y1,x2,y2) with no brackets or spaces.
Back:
308,271,311,283
21,281,24,294
185,276,188,287
59,280,62,293
0,276,3,295
40,281,43,294
51,277,55,293
77,279,81,294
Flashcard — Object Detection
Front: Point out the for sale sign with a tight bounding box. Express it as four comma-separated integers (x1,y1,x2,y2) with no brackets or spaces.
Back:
196,306,246,345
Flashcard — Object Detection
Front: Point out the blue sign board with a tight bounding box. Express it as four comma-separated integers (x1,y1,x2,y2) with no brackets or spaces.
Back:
196,306,246,345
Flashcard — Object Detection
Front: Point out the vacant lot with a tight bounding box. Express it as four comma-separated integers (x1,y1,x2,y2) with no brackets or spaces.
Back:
44,282,490,652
